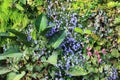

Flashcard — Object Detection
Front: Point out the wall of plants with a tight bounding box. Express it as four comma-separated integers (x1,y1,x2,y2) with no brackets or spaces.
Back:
0,0,120,80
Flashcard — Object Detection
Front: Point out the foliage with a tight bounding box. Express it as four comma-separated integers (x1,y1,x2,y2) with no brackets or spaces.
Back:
0,0,120,80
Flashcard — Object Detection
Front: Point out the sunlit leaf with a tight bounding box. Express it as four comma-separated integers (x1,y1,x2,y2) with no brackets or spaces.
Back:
84,29,92,34
7,71,25,80
66,66,88,76
47,52,58,66
16,4,24,11
111,49,120,58
118,37,120,43
0,67,12,75
74,27,83,34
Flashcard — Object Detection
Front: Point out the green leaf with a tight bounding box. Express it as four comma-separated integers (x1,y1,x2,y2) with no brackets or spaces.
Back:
16,4,24,11
20,0,26,4
0,47,22,60
0,67,12,75
35,13,47,33
0,32,9,37
0,32,15,39
48,23,56,28
66,66,88,76
111,49,120,58
47,52,58,66
7,71,25,80
74,27,83,34
13,71,25,80
7,72,16,80
84,29,92,34
48,30,66,49
8,29,32,46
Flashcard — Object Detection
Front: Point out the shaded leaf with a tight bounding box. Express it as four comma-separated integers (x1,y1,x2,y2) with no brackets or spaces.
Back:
8,29,32,46
35,13,47,33
0,32,9,37
48,30,66,49
0,47,22,60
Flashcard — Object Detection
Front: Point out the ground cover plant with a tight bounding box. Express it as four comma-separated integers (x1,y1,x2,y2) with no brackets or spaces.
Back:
0,0,120,80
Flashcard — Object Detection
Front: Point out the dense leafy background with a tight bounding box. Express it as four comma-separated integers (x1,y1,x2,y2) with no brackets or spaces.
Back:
0,0,120,80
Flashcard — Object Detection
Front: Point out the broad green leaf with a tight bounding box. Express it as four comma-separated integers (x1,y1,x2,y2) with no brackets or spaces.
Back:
16,4,24,11
0,67,12,75
13,71,25,80
20,0,26,4
111,49,120,58
8,29,32,46
7,71,25,80
74,27,83,34
7,72,16,80
41,52,58,66
35,13,47,33
47,52,58,66
66,66,88,76
0,47,22,60
84,29,92,34
48,30,66,49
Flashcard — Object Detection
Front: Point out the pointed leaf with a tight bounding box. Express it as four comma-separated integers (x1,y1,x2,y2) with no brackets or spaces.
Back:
0,67,12,75
84,29,92,34
13,71,25,80
20,0,26,4
0,47,22,60
74,27,83,34
8,29,32,46
35,13,47,33
16,4,24,11
47,52,58,66
48,30,66,49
